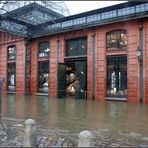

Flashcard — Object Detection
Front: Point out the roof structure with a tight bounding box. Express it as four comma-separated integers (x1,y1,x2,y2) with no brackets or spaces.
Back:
3,3,64,25
1,1,70,16
0,1,69,37
0,1,148,38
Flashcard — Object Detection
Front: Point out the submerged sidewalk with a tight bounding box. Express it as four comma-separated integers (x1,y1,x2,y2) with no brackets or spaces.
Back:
1,118,148,147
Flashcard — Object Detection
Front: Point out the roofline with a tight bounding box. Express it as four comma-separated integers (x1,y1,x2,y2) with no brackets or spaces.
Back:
38,1,147,26
32,12,148,38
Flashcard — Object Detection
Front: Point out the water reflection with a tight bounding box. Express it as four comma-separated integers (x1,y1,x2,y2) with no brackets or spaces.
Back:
2,95,148,135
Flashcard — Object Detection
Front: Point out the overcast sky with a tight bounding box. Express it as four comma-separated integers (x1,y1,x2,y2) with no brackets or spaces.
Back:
65,1,126,15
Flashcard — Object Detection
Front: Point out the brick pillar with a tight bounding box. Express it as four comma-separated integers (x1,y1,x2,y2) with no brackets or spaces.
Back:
0,44,7,95
127,22,139,103
143,20,148,103
96,28,106,100
16,40,25,95
31,39,38,95
49,37,57,97
87,31,93,99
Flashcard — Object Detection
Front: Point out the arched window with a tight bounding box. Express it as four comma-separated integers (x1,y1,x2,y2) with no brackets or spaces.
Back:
7,45,16,60
106,30,127,51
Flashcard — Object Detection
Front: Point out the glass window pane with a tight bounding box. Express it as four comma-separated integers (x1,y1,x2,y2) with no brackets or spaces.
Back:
8,45,16,60
66,37,87,57
7,63,16,92
66,40,77,56
38,61,49,93
77,38,87,55
38,42,49,58
106,30,127,51
107,56,127,97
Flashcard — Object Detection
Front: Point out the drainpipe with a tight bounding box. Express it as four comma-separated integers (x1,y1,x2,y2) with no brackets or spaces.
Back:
92,29,96,100
137,20,143,103
56,36,60,97
24,38,27,95
24,38,31,95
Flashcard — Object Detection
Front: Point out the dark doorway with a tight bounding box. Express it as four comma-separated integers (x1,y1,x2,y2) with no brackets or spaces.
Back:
7,63,16,92
57,60,87,99
57,63,67,98
38,61,49,93
65,63,76,97
107,55,127,98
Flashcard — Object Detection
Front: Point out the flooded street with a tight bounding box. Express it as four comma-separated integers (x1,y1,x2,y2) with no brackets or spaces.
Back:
1,94,148,137
1,95,148,147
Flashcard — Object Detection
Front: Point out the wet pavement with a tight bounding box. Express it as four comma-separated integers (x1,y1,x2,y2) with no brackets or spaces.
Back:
0,95,148,147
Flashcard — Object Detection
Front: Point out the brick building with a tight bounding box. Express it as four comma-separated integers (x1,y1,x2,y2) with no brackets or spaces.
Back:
0,2,148,103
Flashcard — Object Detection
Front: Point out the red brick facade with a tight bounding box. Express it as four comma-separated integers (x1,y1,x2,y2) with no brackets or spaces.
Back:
0,32,25,95
0,18,148,103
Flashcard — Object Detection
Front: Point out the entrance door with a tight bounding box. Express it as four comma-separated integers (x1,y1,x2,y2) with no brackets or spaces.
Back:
75,61,87,99
57,63,66,98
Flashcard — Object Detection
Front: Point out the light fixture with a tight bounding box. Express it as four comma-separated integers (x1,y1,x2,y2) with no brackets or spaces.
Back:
136,46,142,62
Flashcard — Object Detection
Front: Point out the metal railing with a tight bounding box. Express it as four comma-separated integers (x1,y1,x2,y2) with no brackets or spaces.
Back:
43,3,148,31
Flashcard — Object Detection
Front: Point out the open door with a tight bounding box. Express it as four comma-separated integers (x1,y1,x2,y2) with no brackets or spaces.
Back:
75,61,87,99
57,63,66,98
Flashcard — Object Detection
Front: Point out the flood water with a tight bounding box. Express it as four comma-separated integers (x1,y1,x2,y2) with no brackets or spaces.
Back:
1,95,148,136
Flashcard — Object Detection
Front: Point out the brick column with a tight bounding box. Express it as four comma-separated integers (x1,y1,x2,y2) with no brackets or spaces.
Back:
96,28,106,100
31,39,38,95
49,37,57,97
16,40,25,95
87,31,93,99
127,22,139,103
143,19,148,103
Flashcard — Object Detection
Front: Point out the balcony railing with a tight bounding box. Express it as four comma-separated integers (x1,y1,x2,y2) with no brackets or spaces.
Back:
40,3,148,33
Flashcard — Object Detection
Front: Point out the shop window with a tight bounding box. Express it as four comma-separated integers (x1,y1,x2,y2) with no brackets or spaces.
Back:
107,55,127,97
38,41,50,58
106,30,127,51
7,63,16,92
66,38,87,57
8,45,16,60
38,61,49,93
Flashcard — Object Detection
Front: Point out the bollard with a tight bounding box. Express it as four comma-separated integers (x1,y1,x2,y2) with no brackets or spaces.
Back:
78,130,94,147
23,119,37,147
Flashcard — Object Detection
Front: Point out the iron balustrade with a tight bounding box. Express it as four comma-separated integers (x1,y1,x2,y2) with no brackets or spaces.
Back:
43,3,148,32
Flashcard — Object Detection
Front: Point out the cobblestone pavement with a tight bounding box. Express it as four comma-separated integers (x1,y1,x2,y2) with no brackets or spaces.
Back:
0,118,148,147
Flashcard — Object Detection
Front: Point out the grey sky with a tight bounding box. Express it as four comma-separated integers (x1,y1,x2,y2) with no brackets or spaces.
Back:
65,1,126,15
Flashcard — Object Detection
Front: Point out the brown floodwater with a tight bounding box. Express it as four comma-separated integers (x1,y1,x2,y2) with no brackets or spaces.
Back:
1,95,148,136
